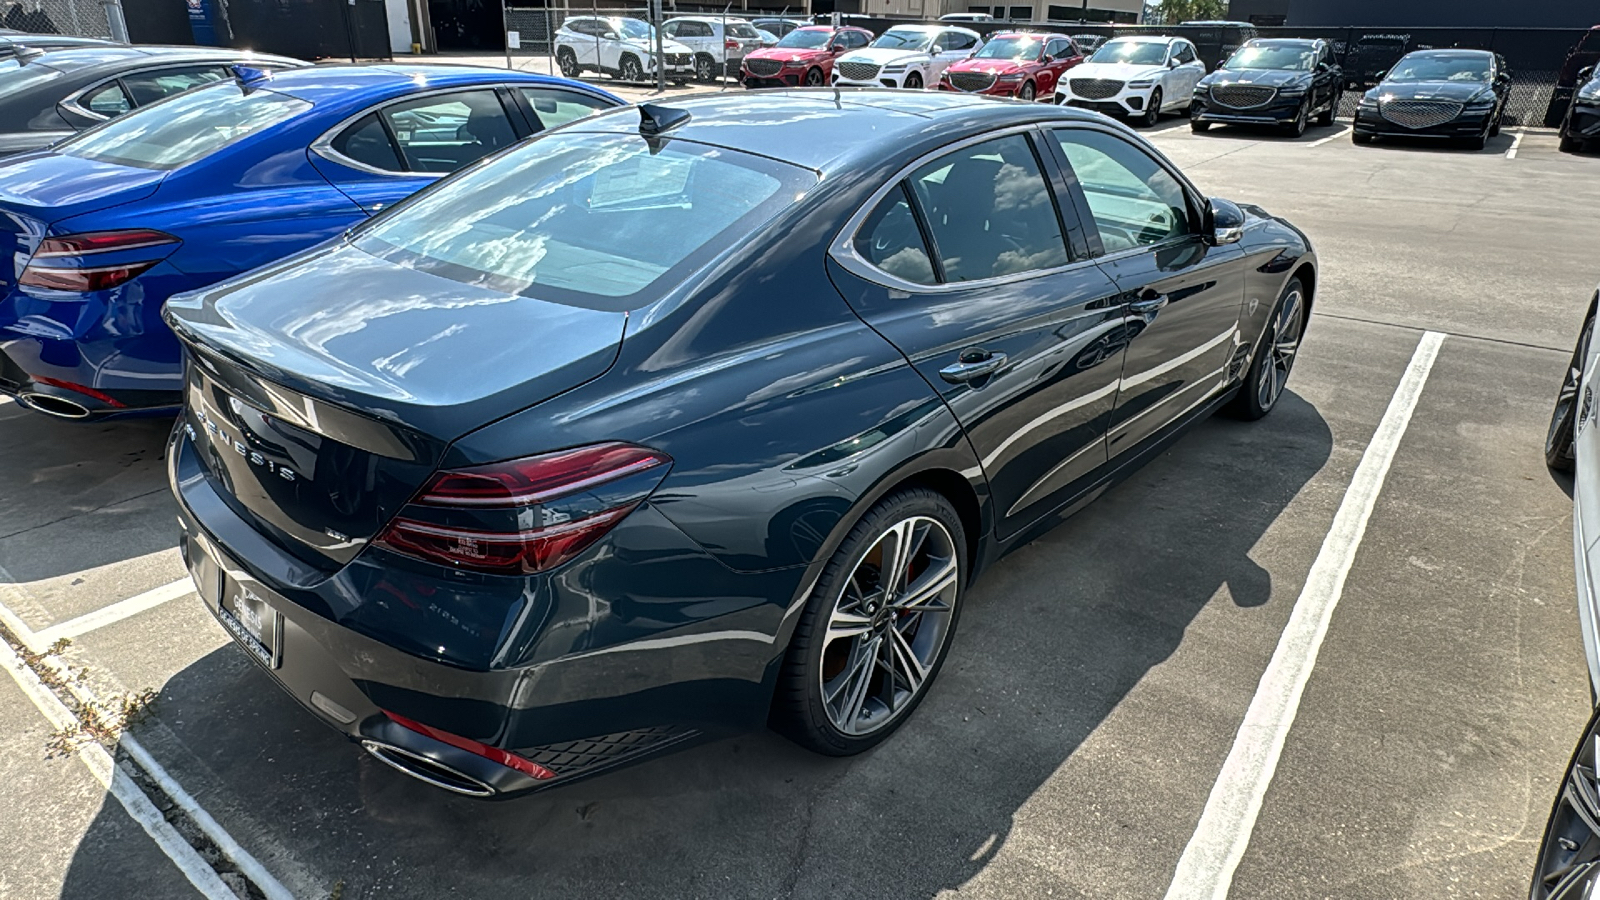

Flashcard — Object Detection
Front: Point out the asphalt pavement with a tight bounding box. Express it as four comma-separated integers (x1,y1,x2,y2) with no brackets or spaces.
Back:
1,106,1597,900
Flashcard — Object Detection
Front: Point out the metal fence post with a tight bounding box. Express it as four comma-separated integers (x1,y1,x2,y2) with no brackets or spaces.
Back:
653,0,666,92
100,0,127,41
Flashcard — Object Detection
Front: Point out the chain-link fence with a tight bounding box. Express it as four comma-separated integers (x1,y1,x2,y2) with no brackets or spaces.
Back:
500,5,774,88
2,0,121,39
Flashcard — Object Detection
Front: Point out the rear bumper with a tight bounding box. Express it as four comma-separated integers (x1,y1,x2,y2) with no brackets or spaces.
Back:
168,423,804,796
1352,108,1495,139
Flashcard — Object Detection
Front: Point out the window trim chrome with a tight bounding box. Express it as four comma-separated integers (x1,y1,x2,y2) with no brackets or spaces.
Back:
827,122,1093,295
59,60,241,122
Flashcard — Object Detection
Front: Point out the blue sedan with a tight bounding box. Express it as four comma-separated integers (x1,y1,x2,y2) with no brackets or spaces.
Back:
0,64,622,418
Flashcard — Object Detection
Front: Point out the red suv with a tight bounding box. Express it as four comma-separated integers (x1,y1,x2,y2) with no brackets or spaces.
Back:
741,25,874,88
938,32,1082,102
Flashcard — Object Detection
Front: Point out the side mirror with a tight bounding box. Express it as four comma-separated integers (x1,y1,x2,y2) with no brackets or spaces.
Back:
602,31,618,39
1205,198,1245,246
1580,65,1596,81
1168,57,1181,68
1373,69,1387,82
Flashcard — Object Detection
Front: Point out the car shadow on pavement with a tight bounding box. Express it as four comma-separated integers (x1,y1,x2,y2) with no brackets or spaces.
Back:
58,392,1333,900
0,406,177,582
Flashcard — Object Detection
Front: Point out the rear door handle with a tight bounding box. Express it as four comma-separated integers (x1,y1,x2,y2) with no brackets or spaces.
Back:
1129,288,1169,315
939,351,1007,384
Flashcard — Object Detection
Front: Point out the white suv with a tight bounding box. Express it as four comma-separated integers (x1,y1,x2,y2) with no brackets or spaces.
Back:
1056,35,1205,127
662,16,767,82
831,25,983,90
554,16,696,84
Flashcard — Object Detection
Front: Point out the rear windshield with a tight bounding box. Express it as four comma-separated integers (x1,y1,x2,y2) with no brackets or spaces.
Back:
354,131,815,305
56,80,310,170
728,23,762,39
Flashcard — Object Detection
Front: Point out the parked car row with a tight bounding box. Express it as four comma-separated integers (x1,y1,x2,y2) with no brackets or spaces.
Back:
0,41,1317,800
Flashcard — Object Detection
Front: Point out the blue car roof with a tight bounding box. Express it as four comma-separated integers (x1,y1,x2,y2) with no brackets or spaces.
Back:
258,64,620,107
570,89,1104,173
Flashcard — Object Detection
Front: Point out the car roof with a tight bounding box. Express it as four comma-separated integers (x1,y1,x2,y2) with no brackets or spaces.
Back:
572,89,1104,172
253,63,614,105
990,31,1067,39
1245,38,1321,47
1402,48,1493,59
21,45,298,75
1106,35,1176,44
668,15,749,21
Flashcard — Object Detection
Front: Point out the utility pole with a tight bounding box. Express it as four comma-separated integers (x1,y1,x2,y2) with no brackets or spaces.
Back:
652,0,665,92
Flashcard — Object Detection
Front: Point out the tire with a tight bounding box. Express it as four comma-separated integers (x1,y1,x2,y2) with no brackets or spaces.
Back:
1315,95,1335,127
556,48,579,79
1019,81,1035,102
905,71,923,90
804,66,825,86
1561,129,1582,153
770,488,967,756
1228,277,1306,421
1191,119,1211,133
619,54,643,83
1352,130,1373,144
1488,108,1502,137
1546,311,1594,473
1462,130,1488,151
1139,88,1161,127
1284,97,1309,137
1530,706,1600,899
695,53,716,83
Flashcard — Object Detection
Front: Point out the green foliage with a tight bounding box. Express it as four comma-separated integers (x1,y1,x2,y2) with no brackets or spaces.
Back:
1152,0,1229,24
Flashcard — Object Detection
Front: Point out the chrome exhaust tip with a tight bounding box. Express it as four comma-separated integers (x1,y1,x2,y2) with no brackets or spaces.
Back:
17,391,92,419
360,740,497,797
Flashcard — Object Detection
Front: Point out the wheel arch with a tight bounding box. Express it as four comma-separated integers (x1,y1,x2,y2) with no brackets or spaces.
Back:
1292,261,1316,316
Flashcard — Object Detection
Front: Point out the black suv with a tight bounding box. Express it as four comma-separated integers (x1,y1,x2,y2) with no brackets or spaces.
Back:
1192,38,1342,137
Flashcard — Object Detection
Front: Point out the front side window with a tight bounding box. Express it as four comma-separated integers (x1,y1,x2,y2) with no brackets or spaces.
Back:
1175,43,1196,64
521,87,611,129
382,90,516,174
615,19,654,40
1052,128,1191,253
905,134,1067,282
355,132,813,303
840,30,870,49
58,81,309,170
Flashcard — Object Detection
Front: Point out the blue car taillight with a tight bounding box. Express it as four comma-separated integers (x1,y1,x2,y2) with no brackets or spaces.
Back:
19,229,180,292
374,442,673,575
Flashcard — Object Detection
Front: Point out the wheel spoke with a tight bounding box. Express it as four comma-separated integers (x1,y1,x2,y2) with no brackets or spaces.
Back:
827,607,874,642
836,636,881,732
891,555,957,612
887,626,928,694
879,519,926,600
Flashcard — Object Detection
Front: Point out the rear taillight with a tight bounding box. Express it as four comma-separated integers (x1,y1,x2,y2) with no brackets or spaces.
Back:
726,39,739,50
374,442,671,575
383,711,556,780
19,229,180,293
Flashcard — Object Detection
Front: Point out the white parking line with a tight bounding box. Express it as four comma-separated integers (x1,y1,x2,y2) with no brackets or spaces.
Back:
35,578,195,645
1,636,238,900
1506,128,1526,159
1306,126,1352,149
0,569,293,900
1147,122,1194,136
1162,330,1447,900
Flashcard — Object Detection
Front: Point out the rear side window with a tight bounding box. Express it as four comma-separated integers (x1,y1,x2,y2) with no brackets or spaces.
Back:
355,131,814,303
57,81,309,170
855,186,936,285
382,89,516,174
840,30,869,49
520,87,611,129
729,23,761,39
80,80,132,116
905,134,1067,282
330,112,403,172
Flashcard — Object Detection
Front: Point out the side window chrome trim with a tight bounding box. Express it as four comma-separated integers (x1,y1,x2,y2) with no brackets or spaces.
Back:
828,122,1095,296
61,61,236,122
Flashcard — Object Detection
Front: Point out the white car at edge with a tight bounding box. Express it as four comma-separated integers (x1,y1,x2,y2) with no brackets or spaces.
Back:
831,24,983,90
1055,35,1206,127
554,15,696,85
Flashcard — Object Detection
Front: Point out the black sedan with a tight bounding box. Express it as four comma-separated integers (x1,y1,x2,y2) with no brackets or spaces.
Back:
1560,65,1600,152
163,90,1317,797
1191,38,1341,136
0,31,110,59
0,45,300,157
1352,48,1511,150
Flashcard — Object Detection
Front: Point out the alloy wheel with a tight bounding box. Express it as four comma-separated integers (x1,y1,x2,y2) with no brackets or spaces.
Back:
818,516,959,737
905,71,923,90
1019,81,1035,102
1256,284,1304,412
696,54,715,82
805,67,824,86
557,50,578,78
1533,713,1600,899
620,56,643,82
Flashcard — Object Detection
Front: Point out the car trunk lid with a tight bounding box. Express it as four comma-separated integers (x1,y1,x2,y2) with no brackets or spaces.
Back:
0,153,165,290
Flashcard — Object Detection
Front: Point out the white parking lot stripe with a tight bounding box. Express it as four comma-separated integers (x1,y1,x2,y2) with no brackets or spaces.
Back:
1147,122,1193,136
1306,127,1351,148
1,636,238,900
1162,330,1447,900
1506,128,1526,159
0,565,294,900
35,578,195,644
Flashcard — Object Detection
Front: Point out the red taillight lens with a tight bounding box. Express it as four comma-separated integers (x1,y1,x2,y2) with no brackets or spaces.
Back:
374,442,671,575
383,711,556,780
19,229,180,293
726,39,739,50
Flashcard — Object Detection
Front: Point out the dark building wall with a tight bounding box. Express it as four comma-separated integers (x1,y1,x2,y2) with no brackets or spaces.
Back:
1286,0,1594,28
1227,0,1288,25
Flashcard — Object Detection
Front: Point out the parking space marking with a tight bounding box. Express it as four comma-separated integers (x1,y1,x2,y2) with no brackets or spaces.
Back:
1506,128,1526,159
1306,127,1352,149
1162,331,1447,900
0,565,294,900
1148,122,1194,136
34,578,194,645
1,636,236,899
